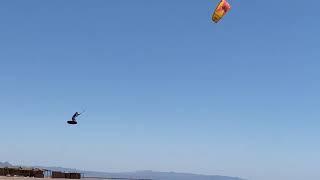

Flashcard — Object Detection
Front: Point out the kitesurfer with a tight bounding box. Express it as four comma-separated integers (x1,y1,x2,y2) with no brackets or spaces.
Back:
71,112,81,122
68,112,81,125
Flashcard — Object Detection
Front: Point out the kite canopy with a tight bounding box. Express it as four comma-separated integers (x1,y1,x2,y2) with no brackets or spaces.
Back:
212,0,231,23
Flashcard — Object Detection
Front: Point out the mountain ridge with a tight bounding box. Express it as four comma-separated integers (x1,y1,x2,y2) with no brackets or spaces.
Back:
0,162,246,180
0,162,13,167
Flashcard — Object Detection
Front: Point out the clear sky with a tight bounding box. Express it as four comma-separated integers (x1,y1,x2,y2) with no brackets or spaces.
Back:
0,1,320,180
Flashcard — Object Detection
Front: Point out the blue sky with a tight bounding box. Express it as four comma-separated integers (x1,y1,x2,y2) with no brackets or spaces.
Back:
1,1,320,180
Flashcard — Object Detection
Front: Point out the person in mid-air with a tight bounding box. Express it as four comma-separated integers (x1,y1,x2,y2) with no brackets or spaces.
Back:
71,112,81,122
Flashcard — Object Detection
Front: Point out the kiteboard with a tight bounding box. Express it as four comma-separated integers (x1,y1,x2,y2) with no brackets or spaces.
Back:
67,120,78,125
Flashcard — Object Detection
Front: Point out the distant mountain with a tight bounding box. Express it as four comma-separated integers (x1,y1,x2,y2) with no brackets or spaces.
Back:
0,162,13,168
43,168,245,180
82,170,245,180
1,162,246,180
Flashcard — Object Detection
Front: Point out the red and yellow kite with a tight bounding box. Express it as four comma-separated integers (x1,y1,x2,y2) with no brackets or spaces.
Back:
212,0,231,23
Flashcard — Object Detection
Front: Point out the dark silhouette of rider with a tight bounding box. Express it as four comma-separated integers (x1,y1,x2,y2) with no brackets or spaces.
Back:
71,112,81,122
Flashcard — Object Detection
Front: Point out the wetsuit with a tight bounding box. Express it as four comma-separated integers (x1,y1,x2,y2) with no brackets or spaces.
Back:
72,112,80,121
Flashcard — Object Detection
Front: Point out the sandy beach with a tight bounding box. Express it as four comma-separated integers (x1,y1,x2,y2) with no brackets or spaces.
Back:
0,178,69,180
0,178,41,180
0,178,112,180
